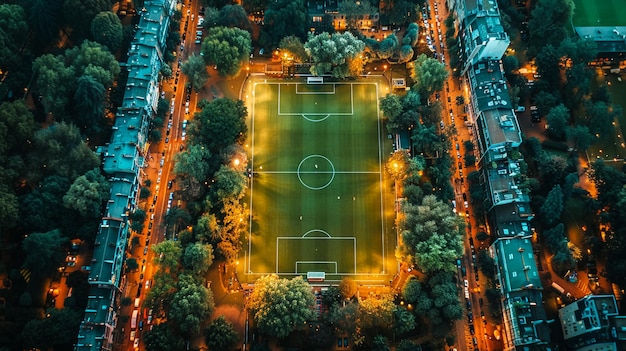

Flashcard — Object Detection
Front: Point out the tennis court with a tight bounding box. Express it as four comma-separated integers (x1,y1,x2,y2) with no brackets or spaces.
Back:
245,81,390,282
572,0,626,27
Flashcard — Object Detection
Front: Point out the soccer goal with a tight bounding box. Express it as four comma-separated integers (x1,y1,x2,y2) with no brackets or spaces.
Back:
307,76,324,84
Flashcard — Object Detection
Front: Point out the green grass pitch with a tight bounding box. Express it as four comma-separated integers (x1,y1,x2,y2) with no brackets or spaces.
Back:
573,0,626,27
245,81,390,282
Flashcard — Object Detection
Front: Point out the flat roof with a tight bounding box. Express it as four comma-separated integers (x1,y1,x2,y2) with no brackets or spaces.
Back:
489,204,533,237
576,27,626,53
504,289,551,347
559,295,619,342
495,236,541,292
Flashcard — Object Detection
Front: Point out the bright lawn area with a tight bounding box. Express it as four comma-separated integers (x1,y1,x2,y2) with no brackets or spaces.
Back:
243,81,395,283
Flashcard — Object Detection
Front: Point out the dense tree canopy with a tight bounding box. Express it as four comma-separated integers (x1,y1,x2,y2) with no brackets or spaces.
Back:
398,195,464,274
169,274,214,336
62,168,109,218
259,0,307,49
201,26,251,76
90,11,123,52
305,31,365,78
182,54,210,92
248,274,315,338
411,54,449,97
204,315,239,350
190,98,248,155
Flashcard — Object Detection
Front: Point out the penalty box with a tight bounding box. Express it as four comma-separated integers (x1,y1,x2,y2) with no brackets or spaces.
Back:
276,233,356,275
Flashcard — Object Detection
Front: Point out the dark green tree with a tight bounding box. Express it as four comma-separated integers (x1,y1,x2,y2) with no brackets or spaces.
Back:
204,315,239,350
90,11,123,52
216,4,251,31
21,308,82,350
201,26,251,76
191,98,247,155
73,75,105,133
540,185,564,226
63,168,109,218
22,229,67,275
248,274,315,338
546,104,569,140
169,274,215,336
182,54,210,92
259,0,307,49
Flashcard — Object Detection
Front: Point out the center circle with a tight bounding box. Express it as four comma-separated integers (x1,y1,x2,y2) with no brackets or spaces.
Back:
297,155,335,190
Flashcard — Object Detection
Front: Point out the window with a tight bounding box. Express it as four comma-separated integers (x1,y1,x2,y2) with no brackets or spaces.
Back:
508,253,514,260
313,16,322,22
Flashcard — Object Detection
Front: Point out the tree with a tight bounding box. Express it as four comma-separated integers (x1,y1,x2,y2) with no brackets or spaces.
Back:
182,242,214,276
22,229,67,275
33,54,75,116
338,277,357,299
527,0,575,56
398,195,464,274
169,274,214,336
63,168,109,218
182,54,210,92
384,0,419,27
248,274,315,338
201,26,251,76
62,0,110,38
392,307,416,335
402,277,422,303
402,24,419,47
305,31,365,79
259,0,307,49
191,98,248,154
567,125,592,151
371,335,391,351
19,175,71,233
378,34,399,59
0,4,28,74
25,0,63,48
90,11,123,51
21,308,82,350
143,323,186,351
216,4,251,31
126,257,139,272
153,240,182,274
174,144,213,182
211,165,247,202
279,35,308,62
27,122,101,183
546,104,569,140
398,45,414,63
65,40,120,88
357,293,396,331
411,54,449,96
380,94,403,122
73,75,106,133
540,185,564,226
0,100,38,154
338,0,376,29
397,339,421,351
205,315,239,350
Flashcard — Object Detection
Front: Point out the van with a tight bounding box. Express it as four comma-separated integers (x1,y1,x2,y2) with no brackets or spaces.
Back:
134,298,140,308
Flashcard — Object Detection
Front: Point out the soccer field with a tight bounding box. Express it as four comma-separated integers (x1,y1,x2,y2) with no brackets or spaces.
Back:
245,81,391,282
573,0,626,27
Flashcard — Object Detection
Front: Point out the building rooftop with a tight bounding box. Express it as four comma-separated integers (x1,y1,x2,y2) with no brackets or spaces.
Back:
559,295,619,346
575,27,626,54
469,61,521,148
504,289,552,348
494,236,541,292
75,288,115,351
489,204,533,237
